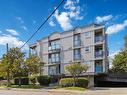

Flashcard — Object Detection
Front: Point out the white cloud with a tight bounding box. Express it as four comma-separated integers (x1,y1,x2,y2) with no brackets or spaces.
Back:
54,10,73,31
106,20,127,34
96,15,113,23
21,26,28,31
6,29,19,36
49,0,83,31
49,20,56,26
0,34,28,50
16,16,24,23
109,50,120,59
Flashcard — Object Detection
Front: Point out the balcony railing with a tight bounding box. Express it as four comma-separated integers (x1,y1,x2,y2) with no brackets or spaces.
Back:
95,36,103,43
48,58,60,64
74,40,81,47
48,45,61,52
95,66,103,73
74,54,81,60
95,51,103,58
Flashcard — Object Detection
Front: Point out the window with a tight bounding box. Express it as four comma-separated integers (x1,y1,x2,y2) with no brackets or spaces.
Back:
74,49,81,60
49,39,60,50
85,46,90,52
85,32,91,37
49,53,60,63
74,34,81,46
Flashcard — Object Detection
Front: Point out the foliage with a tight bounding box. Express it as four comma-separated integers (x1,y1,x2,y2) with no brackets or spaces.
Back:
64,87,87,91
26,55,44,75
112,50,127,73
29,74,37,86
65,62,89,86
0,47,25,86
59,77,88,88
14,77,29,85
37,75,51,86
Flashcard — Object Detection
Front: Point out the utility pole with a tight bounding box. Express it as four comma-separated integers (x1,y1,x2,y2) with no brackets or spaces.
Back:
6,43,10,87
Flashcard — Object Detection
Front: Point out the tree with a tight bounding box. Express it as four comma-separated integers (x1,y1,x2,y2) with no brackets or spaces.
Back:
0,47,25,87
124,34,127,48
112,50,127,73
26,55,44,85
65,62,89,86
111,34,127,73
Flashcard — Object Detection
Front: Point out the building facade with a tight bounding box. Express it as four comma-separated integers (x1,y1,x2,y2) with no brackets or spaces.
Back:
30,24,109,86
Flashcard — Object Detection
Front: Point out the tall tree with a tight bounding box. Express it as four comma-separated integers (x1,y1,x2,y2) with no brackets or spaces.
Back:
26,55,44,85
112,50,127,73
124,34,127,49
65,62,89,86
0,47,25,86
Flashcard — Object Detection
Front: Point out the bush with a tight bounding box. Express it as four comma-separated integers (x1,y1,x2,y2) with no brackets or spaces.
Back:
59,77,88,88
37,76,51,86
14,77,29,85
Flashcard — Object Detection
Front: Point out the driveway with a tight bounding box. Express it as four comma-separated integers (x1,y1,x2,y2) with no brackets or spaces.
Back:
0,87,127,95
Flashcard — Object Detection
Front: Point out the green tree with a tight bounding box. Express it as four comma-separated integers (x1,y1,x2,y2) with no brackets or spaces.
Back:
26,55,44,85
65,62,89,86
124,34,127,48
112,50,127,73
0,47,25,87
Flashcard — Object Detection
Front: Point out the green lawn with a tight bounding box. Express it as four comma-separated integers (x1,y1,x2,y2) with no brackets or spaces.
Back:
11,85,44,89
63,87,87,91
0,85,44,89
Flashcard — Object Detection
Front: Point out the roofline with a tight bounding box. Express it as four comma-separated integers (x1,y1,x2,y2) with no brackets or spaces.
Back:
34,23,105,43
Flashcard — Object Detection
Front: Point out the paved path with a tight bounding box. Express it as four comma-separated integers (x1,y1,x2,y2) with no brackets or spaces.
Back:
0,87,127,95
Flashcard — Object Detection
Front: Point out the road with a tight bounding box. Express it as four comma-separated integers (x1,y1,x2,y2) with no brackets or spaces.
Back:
0,88,127,95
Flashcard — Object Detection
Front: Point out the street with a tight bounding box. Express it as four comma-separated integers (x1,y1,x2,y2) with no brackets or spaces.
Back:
0,88,127,95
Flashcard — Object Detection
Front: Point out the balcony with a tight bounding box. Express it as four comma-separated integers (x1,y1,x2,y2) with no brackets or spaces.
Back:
95,36,103,43
74,54,81,61
95,66,103,73
95,60,103,73
48,45,61,53
95,50,103,58
74,40,81,47
48,58,60,64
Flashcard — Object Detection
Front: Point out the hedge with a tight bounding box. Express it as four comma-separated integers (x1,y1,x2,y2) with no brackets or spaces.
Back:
59,77,88,87
14,77,29,85
37,76,51,86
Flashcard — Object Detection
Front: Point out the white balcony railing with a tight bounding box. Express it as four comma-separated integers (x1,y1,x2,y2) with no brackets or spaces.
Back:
95,36,103,43
95,50,103,58
48,45,60,51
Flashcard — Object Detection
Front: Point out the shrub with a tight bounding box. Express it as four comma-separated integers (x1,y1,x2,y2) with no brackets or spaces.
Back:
14,77,29,85
59,77,88,88
37,76,51,86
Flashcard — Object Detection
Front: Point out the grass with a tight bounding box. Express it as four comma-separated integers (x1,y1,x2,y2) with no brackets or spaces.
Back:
0,85,44,89
11,85,44,89
63,87,87,91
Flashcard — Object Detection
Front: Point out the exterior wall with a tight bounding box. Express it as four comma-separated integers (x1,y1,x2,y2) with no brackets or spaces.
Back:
29,24,108,77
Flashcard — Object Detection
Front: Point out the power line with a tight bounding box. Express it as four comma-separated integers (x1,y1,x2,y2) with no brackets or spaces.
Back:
20,0,65,49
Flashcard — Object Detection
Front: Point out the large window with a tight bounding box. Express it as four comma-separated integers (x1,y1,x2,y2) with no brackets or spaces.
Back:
49,39,60,50
49,53,60,63
74,34,81,46
74,49,81,60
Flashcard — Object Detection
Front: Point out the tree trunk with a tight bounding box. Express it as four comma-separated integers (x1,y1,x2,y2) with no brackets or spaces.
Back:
73,76,76,87
7,70,11,87
19,76,21,86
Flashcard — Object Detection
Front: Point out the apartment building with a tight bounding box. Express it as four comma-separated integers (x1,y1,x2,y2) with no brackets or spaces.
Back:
30,24,109,86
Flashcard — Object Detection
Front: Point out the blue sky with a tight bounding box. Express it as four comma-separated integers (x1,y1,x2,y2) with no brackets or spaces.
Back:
0,0,127,59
